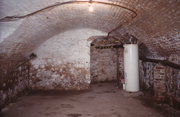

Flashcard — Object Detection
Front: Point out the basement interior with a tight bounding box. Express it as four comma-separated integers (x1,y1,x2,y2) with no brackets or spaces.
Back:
0,0,180,117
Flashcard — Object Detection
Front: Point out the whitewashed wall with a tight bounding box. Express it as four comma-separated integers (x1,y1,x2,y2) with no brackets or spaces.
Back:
30,28,106,90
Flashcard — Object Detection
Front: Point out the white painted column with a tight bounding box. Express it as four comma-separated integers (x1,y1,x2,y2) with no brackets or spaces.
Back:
123,44,139,92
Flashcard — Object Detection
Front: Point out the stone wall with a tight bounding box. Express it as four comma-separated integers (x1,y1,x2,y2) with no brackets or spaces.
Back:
0,59,30,109
139,61,156,90
139,60,180,109
153,64,180,108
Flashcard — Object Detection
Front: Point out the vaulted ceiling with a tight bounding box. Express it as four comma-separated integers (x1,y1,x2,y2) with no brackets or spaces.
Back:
0,0,179,59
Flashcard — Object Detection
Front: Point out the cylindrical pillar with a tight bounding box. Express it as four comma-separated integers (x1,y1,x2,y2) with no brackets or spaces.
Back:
123,44,139,92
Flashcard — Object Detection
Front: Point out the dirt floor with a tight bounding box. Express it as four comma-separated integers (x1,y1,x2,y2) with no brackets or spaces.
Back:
1,82,179,117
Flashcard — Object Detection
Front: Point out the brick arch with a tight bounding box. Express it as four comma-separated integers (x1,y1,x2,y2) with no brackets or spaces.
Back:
0,0,179,58
0,1,136,56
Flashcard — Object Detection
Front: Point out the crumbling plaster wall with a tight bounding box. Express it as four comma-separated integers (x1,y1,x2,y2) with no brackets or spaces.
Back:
29,28,106,90
0,58,30,110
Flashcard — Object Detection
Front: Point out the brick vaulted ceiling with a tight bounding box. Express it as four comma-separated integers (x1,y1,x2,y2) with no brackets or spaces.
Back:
0,0,179,58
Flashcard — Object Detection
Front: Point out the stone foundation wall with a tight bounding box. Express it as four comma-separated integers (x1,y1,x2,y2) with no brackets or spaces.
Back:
0,59,30,109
